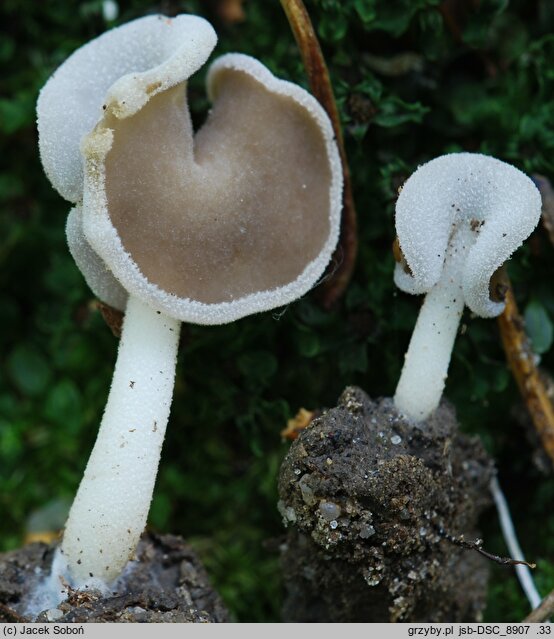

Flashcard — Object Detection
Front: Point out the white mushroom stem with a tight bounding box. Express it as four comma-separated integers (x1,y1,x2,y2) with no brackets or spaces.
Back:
60,294,181,586
394,225,471,422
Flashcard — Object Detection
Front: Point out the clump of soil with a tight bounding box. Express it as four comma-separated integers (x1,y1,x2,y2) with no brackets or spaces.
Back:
0,532,229,623
278,386,494,623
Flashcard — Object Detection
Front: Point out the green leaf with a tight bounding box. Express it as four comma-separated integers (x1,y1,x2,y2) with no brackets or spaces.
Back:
317,7,348,42
296,331,321,358
149,492,172,529
524,300,553,355
295,300,335,328
0,174,23,201
7,344,52,397
373,97,429,128
372,0,440,37
353,0,376,23
0,95,34,134
237,351,278,384
491,367,510,393
470,376,489,401
44,379,82,430
0,420,24,457
0,36,14,62
353,76,383,102
338,342,368,375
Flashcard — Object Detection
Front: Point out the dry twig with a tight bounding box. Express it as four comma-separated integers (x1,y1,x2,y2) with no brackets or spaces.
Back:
524,589,554,623
436,524,535,569
280,0,358,309
496,271,554,465
96,300,124,338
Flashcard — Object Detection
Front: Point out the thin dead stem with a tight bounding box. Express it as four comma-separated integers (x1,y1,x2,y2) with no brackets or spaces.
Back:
435,523,535,570
524,589,554,623
280,0,358,309
97,300,124,338
496,270,554,466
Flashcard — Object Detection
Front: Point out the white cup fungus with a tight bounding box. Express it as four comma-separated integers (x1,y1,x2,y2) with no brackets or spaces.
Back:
36,14,342,590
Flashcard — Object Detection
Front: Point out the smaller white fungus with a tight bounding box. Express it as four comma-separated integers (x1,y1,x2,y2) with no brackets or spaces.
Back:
394,153,541,422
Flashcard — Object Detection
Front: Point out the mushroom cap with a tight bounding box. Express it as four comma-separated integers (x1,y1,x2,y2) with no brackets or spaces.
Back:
394,153,541,317
37,14,217,203
77,52,342,324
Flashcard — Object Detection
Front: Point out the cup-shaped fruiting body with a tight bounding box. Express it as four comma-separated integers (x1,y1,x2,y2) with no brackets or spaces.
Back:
38,15,217,205
79,52,342,323
37,14,342,590
39,14,218,314
393,153,541,422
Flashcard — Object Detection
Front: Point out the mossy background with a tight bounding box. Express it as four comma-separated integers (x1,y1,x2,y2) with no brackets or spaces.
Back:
1,0,554,622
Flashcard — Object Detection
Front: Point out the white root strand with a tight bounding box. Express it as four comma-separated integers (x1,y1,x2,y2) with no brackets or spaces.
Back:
490,476,542,611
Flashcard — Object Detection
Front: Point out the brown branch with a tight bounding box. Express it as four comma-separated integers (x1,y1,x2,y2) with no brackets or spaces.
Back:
280,0,358,309
436,524,536,569
524,588,554,623
497,271,554,465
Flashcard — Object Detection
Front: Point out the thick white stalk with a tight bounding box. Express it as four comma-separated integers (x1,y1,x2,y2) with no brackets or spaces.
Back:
60,294,180,585
394,226,471,422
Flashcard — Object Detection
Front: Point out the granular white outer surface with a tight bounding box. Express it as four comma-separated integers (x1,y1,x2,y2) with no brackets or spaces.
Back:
393,153,541,421
36,14,343,588
394,153,541,317
66,205,128,311
37,14,217,203
394,225,469,422
60,295,180,584
81,53,342,324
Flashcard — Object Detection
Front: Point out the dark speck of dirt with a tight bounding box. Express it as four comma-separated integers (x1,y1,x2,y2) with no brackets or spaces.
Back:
278,387,494,623
0,533,229,623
